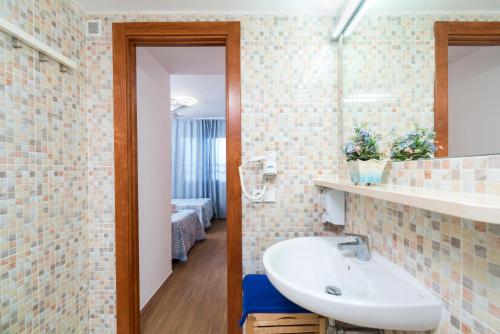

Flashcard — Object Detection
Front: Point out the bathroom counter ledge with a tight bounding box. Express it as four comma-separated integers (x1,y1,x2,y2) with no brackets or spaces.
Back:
315,180,500,225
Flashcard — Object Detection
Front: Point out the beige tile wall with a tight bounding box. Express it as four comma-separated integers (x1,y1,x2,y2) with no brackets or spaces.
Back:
0,0,88,332
85,13,339,332
345,155,500,334
346,194,499,334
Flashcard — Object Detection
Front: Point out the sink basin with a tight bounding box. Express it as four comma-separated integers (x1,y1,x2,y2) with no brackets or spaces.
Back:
263,236,442,331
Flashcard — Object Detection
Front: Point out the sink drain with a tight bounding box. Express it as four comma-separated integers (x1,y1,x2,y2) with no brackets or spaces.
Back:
325,285,342,296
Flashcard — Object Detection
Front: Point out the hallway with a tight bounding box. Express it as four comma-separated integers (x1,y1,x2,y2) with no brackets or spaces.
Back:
141,220,228,333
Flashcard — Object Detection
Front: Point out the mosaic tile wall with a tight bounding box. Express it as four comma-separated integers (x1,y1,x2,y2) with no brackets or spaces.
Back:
346,155,500,334
85,13,339,332
0,0,89,333
346,196,499,334
384,155,500,196
342,13,500,334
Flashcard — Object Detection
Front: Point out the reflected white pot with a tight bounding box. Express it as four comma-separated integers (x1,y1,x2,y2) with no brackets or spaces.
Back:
348,160,386,185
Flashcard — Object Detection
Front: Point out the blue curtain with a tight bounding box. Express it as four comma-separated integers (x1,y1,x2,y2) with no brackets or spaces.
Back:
172,119,227,219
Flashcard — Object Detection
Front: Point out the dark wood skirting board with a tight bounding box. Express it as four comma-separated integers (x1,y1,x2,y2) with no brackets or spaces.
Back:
112,22,242,334
434,21,500,157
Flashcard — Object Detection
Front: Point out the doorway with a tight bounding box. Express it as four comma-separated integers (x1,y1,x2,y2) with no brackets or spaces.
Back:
112,22,242,334
137,45,227,332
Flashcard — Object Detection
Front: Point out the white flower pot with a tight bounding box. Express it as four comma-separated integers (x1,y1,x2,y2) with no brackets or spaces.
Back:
348,160,386,185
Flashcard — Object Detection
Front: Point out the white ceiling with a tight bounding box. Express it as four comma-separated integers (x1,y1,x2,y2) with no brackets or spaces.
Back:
171,75,225,118
75,0,344,14
76,0,500,14
369,0,500,14
147,47,225,75
141,46,225,118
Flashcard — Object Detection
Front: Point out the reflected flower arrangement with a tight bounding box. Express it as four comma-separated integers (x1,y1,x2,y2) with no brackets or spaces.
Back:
390,126,441,161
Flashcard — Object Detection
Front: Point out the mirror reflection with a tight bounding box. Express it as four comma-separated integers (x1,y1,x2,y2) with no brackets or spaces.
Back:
341,0,500,160
448,45,500,157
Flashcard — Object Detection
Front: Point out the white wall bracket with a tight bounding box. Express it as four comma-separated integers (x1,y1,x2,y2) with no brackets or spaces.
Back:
0,17,77,71
251,182,276,203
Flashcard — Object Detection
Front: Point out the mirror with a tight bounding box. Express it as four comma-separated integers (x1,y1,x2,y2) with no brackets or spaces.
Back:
341,1,500,160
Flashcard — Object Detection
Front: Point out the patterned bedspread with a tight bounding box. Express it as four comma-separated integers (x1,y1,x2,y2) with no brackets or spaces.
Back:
171,209,206,261
172,198,214,228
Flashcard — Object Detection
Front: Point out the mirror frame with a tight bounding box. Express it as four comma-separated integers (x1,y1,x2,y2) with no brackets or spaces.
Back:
434,21,500,157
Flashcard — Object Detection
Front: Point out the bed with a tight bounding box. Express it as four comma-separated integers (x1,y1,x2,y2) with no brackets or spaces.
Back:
171,209,206,261
172,198,214,228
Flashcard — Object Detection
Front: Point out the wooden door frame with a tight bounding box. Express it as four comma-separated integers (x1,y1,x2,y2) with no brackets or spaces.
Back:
112,22,242,334
434,21,500,157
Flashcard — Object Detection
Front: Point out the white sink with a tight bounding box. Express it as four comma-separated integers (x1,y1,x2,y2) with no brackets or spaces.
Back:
263,236,442,331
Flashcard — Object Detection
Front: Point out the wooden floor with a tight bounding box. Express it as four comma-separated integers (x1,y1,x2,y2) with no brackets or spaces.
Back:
141,220,228,334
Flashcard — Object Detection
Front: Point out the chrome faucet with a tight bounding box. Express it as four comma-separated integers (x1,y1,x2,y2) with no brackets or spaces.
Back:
337,233,371,261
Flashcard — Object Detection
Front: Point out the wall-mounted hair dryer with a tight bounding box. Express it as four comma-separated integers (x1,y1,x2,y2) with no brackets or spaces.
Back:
239,151,278,201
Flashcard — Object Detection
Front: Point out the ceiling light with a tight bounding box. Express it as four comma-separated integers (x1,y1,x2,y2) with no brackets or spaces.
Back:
170,96,198,111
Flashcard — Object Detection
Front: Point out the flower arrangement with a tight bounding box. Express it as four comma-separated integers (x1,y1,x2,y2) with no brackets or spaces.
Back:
389,126,439,161
344,126,386,185
344,126,384,161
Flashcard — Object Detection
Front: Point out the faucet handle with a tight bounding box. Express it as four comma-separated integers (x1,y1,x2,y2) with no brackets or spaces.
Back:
343,232,369,246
